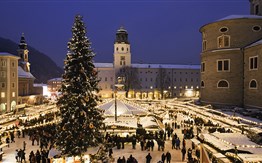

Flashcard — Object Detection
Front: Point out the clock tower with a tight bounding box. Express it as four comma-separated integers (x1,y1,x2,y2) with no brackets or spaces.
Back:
113,26,131,75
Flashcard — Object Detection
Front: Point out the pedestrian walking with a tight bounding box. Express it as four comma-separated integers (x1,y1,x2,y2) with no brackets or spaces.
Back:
181,146,186,161
146,153,152,163
166,151,171,163
161,153,166,163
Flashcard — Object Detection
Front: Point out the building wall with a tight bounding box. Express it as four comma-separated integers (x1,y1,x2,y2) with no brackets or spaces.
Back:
200,18,262,107
201,50,244,106
0,55,19,113
200,19,262,52
244,45,262,108
96,67,115,98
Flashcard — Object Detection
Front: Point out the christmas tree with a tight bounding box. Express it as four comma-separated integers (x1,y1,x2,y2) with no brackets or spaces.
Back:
55,15,104,158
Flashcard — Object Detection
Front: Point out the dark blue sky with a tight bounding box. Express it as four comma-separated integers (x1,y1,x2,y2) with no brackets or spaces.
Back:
0,0,249,67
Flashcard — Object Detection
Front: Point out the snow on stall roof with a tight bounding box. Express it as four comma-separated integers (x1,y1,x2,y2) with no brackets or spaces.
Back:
99,99,146,116
94,63,113,68
238,154,262,162
131,63,200,69
48,78,62,82
33,83,47,87
18,66,35,79
203,133,262,154
212,133,258,146
103,116,158,129
201,133,234,151
217,15,262,21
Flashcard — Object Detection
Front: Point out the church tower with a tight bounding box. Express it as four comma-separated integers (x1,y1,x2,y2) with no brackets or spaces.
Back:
17,33,30,72
113,26,131,74
250,0,262,16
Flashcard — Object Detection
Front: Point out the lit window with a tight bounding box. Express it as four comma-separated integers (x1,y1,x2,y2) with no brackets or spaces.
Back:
249,79,257,89
12,92,15,97
249,56,258,70
1,92,5,98
217,59,230,72
217,35,230,48
217,80,229,88
12,62,15,67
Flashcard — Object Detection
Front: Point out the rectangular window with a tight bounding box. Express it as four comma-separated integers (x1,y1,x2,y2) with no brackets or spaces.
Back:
12,92,15,97
255,4,259,15
217,59,230,72
202,40,207,51
1,92,5,98
105,77,107,81
12,62,15,67
250,56,258,70
1,60,6,67
201,62,205,72
12,72,15,78
12,83,15,88
1,83,5,88
1,71,5,77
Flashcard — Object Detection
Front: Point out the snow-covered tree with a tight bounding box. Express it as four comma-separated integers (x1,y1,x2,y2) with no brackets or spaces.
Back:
55,15,104,158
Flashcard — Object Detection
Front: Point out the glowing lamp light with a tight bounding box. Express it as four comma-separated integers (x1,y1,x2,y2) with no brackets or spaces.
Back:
185,89,194,97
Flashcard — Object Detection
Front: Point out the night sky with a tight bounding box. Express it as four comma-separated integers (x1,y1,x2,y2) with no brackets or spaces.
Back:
0,0,249,67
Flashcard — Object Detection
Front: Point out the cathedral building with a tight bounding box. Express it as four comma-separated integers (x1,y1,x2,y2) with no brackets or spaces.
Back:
200,0,262,109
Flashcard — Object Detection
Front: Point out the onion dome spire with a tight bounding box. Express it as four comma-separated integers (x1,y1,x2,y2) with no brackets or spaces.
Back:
115,26,129,44
19,33,28,50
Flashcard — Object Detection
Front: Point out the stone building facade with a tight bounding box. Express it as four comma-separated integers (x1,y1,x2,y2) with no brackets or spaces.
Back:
200,0,262,109
0,34,44,113
95,27,200,99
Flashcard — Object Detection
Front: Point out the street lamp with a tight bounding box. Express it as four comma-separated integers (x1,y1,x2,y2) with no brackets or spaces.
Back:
114,90,117,122
114,76,125,122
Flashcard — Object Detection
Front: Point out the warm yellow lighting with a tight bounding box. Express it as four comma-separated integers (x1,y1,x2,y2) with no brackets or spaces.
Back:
185,89,194,97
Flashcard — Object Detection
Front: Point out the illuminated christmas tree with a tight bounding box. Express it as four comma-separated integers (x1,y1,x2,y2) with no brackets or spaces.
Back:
56,15,104,158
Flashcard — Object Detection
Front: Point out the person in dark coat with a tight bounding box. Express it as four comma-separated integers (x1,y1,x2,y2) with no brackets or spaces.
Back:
161,153,166,163
181,147,186,161
166,151,171,163
35,150,41,163
150,140,154,151
132,136,136,149
117,157,122,163
140,139,144,151
29,151,36,163
21,149,26,163
146,153,152,163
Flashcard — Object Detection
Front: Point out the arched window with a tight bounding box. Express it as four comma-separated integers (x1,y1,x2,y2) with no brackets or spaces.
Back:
217,80,229,88
217,35,230,48
249,79,257,89
201,81,205,88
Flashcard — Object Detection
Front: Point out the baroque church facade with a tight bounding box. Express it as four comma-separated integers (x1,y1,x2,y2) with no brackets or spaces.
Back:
200,0,262,109
95,27,200,99
0,34,43,113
